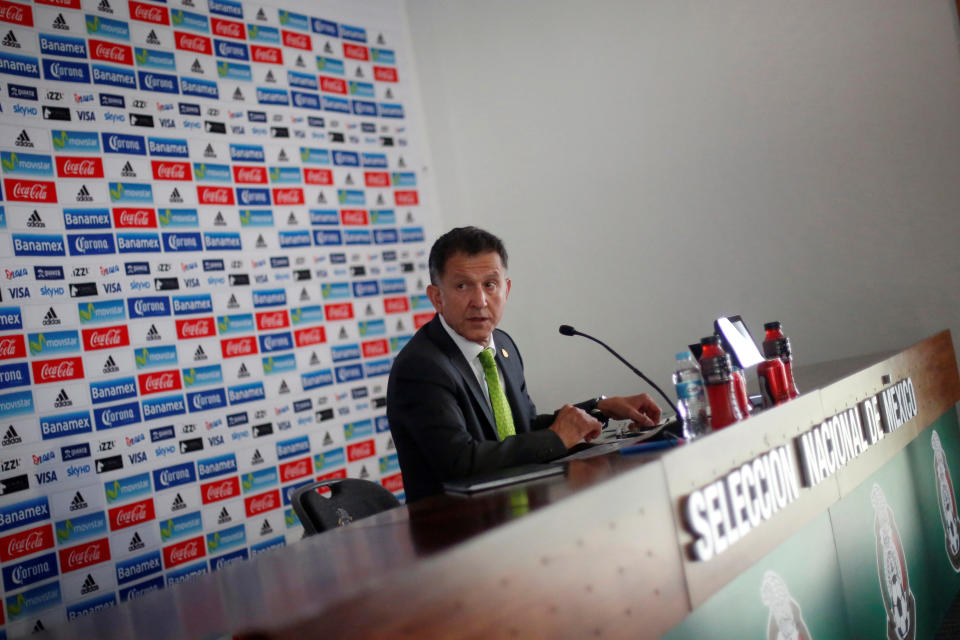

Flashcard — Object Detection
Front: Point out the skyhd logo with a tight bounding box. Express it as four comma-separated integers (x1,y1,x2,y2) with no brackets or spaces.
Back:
931,431,960,572
872,484,916,640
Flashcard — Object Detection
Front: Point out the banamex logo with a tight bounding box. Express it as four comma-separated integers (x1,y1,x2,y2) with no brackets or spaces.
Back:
0,3,421,630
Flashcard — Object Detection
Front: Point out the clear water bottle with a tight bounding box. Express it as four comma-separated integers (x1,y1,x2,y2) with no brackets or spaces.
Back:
673,351,709,439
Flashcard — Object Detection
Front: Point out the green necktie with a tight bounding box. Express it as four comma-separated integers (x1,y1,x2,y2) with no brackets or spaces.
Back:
478,348,515,440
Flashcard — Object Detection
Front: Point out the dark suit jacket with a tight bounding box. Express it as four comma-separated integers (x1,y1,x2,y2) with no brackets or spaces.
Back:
387,315,586,502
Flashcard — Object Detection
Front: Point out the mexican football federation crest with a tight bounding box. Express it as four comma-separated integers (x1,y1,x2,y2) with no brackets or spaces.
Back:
931,430,960,571
760,570,812,640
871,484,916,640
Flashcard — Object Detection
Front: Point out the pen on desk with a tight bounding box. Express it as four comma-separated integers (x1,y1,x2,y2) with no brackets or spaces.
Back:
619,438,684,455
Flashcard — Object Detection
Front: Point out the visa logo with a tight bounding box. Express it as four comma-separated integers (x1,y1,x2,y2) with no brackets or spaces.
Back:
7,287,30,299
34,470,58,484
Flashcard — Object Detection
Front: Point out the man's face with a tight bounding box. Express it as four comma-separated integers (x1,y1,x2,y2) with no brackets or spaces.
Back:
427,251,510,346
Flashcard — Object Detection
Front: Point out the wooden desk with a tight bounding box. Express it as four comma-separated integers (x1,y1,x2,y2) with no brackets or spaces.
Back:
48,331,960,639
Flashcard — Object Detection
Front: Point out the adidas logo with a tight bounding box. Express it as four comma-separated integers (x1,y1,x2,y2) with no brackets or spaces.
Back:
322,431,333,446
191,59,203,74
146,29,161,45
278,380,289,394
277,149,288,162
264,70,275,83
54,388,71,409
250,449,264,465
76,185,92,202
260,519,273,535
386,437,395,450
33,621,45,633
287,212,297,225
204,143,216,158
128,531,144,551
169,187,182,203
98,0,113,12
237,363,249,378
345,174,354,185
52,14,69,30
16,130,33,147
213,211,227,226
42,307,60,326
80,573,99,595
398,156,407,168
256,8,266,20
365,304,374,316
396,319,405,331
102,355,119,374
233,87,244,101
171,493,186,511
26,211,44,228
377,33,386,45
309,352,320,366
317,192,327,204
324,42,333,54
385,88,394,100
227,294,239,308
121,161,136,177
359,465,369,479
2,425,22,446
193,345,207,361
338,327,349,340
3,30,20,48
295,55,305,68
218,506,232,524
355,65,364,79
405,211,415,223
146,324,160,341
376,193,385,206
299,288,310,301
70,491,88,511
255,234,267,249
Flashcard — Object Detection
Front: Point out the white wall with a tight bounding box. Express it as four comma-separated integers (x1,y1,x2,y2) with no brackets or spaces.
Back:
402,0,960,410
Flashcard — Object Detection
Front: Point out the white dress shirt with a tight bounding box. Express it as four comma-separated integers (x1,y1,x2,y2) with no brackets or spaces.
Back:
438,314,506,408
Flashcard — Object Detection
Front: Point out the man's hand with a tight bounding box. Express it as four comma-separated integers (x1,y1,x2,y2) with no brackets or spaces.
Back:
597,394,662,430
549,404,604,449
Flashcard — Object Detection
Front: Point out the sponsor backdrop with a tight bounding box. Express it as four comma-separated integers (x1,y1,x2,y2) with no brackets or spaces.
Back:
0,0,434,635
664,410,960,639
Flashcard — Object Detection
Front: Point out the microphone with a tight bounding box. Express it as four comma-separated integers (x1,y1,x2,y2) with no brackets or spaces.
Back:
558,324,680,417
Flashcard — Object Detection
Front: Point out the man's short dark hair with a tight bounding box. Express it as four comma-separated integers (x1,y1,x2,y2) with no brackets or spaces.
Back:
428,226,508,285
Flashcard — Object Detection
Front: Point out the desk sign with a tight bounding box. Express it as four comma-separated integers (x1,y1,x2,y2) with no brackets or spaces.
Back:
685,377,918,562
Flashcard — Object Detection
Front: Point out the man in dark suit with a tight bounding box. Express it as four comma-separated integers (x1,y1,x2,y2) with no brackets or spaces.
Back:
387,227,661,502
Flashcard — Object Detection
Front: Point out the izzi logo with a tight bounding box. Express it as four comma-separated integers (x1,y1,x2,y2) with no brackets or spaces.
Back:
871,484,916,640
931,430,960,572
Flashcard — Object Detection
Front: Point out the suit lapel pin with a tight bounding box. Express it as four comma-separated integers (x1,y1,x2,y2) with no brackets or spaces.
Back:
501,348,509,358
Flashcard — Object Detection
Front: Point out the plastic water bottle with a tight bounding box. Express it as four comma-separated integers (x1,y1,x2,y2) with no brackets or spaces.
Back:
673,351,709,439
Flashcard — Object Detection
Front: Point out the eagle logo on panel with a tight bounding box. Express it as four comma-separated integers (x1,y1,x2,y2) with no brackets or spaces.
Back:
760,570,812,640
931,430,960,571
871,484,916,640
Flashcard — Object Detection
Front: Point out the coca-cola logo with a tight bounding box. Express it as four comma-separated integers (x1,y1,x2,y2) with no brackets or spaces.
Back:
175,32,211,55
304,168,332,185
58,158,103,178
234,167,266,183
280,460,309,482
344,44,369,61
67,544,102,567
3,527,52,562
374,67,398,82
222,337,255,357
131,1,168,25
294,327,325,347
168,539,199,564
251,45,281,64
384,298,409,313
257,312,288,330
143,372,176,392
87,327,126,349
41,360,76,379
348,440,374,461
115,208,155,227
92,41,132,64
247,493,276,514
381,473,403,493
177,318,214,338
362,340,388,357
11,181,52,201
320,77,345,94
0,2,32,27
341,210,368,225
203,478,237,502
0,337,25,358
116,503,147,525
282,31,309,50
211,17,243,38
273,188,303,205
325,304,353,321
198,186,233,204
395,191,419,206
365,172,389,187
154,162,188,180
